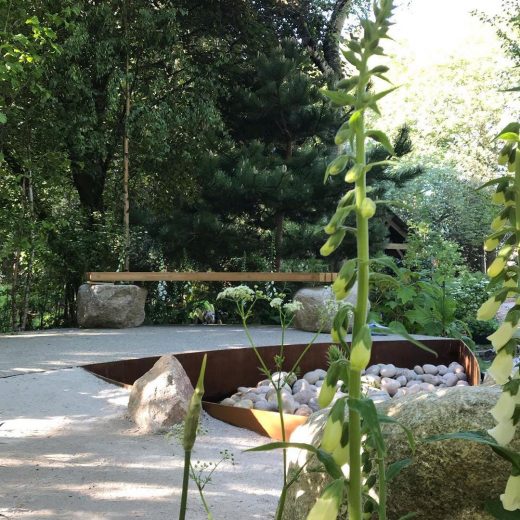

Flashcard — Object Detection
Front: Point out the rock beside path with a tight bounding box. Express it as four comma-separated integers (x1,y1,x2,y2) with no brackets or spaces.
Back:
77,283,147,328
292,284,361,332
128,355,194,433
283,386,518,520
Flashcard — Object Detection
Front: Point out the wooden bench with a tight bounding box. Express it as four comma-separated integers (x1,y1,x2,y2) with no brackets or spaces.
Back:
86,272,338,283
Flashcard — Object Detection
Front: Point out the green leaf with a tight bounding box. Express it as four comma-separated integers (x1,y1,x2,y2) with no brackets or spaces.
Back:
378,414,416,453
497,132,520,142
321,89,356,106
341,49,361,67
246,441,318,454
371,322,438,357
336,76,358,92
485,499,520,519
424,431,520,472
348,397,386,456
386,458,413,481
397,513,419,520
370,86,398,103
366,130,394,155
495,122,520,140
316,448,344,480
476,176,514,191
369,272,400,288
0,112,7,124
370,256,400,274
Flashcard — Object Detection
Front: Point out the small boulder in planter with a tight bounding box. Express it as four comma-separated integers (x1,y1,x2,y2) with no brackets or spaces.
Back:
282,386,518,520
293,283,362,333
77,283,147,328
128,354,194,434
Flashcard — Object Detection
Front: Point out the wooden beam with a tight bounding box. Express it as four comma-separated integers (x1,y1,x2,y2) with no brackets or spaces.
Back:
86,272,338,283
385,243,408,251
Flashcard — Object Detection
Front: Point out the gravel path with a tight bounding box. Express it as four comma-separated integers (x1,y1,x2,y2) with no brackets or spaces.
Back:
0,325,329,519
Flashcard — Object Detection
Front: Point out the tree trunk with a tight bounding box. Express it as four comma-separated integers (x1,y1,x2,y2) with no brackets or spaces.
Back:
274,212,284,271
123,0,131,271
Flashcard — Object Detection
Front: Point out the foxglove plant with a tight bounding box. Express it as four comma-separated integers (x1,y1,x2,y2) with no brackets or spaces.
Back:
476,121,520,512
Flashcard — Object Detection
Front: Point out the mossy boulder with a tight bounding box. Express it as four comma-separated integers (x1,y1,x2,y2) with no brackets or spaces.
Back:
283,386,519,520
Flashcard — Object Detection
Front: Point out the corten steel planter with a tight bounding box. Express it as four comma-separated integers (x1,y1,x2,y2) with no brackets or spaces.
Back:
83,337,480,440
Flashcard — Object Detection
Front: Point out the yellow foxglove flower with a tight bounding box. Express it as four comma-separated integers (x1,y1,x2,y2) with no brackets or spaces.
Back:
318,381,336,409
488,419,516,445
491,391,517,423
484,237,500,251
321,398,345,453
307,479,344,520
318,362,342,408
360,197,376,218
501,473,520,512
488,350,514,385
491,215,507,231
477,296,502,321
492,191,506,204
488,321,518,350
350,325,372,371
488,256,506,278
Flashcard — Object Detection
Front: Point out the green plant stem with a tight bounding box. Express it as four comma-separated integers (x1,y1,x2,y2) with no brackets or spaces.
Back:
515,153,520,271
377,455,387,520
349,55,369,520
179,449,191,520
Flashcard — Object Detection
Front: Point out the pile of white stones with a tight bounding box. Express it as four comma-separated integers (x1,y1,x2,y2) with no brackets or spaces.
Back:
219,362,469,415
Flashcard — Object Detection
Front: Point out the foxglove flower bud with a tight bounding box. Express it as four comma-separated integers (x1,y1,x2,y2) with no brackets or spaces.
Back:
360,197,376,218
321,398,346,453
488,256,506,278
500,473,520,511
183,354,207,452
477,295,503,321
350,325,372,371
306,478,344,520
484,237,500,251
318,362,342,408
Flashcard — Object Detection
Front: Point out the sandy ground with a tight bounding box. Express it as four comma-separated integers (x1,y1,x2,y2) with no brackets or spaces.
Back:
0,325,330,519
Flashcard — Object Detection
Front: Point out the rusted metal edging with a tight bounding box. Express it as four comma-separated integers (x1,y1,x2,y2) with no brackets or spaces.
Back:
82,339,480,440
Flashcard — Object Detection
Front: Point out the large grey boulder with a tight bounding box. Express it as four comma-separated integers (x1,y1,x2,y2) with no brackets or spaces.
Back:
283,386,518,520
77,283,147,328
293,283,361,332
128,355,194,434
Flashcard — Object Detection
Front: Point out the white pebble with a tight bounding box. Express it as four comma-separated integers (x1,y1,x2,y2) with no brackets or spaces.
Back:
303,371,320,385
220,398,236,406
456,380,469,387
437,365,448,376
443,373,458,387
423,364,438,375
292,379,311,394
381,377,400,396
295,405,313,416
414,365,424,375
380,364,397,378
236,399,254,409
396,375,407,387
253,400,270,411
419,383,435,392
456,372,467,381
314,369,327,380
365,364,381,376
